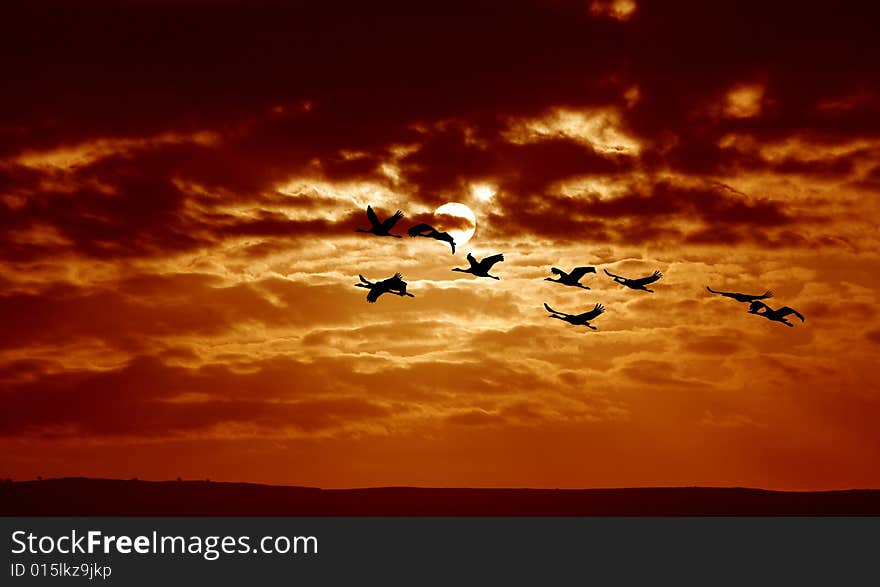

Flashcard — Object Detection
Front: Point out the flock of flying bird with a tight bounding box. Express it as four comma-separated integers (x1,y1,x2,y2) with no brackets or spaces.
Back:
354,206,806,329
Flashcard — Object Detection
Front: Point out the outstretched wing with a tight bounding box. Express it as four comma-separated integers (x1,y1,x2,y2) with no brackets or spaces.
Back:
777,306,805,322
407,223,433,236
366,205,380,228
604,269,624,280
366,287,382,303
381,210,404,231
631,270,663,286
544,302,565,316
480,253,505,270
549,267,566,277
576,303,605,321
466,252,479,268
568,266,596,280
757,290,774,300
358,274,372,285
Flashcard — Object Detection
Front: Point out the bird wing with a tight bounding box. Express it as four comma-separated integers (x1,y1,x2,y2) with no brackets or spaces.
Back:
381,210,404,231
604,269,624,280
631,270,663,286
480,253,505,270
436,231,455,243
576,303,605,321
706,286,727,295
758,290,774,300
569,266,596,280
466,252,479,268
748,300,771,313
549,267,566,277
544,302,565,316
366,205,380,228
358,274,372,285
777,306,805,322
366,289,382,303
407,223,432,236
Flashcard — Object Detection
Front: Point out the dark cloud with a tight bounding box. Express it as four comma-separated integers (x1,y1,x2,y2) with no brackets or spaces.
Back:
0,355,400,436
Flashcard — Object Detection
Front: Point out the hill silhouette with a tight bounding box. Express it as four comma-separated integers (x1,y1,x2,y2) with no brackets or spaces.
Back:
3,478,880,516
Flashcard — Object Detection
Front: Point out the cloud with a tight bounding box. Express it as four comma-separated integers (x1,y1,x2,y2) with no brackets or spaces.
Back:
1,0,879,489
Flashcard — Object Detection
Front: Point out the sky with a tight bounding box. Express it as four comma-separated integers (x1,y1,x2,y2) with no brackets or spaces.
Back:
1,0,879,489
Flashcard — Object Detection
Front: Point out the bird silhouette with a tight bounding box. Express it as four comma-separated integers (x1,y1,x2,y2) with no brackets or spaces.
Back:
544,302,605,330
604,269,663,292
355,205,404,237
545,266,596,289
452,252,505,279
747,301,805,327
407,222,456,253
355,273,415,303
707,286,773,303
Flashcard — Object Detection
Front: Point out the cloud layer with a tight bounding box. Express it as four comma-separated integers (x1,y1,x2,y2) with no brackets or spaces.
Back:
1,0,879,489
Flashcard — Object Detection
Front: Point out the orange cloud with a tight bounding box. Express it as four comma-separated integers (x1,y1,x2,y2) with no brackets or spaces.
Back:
1,0,879,491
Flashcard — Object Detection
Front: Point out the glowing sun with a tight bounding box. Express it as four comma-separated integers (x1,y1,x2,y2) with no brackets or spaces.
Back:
434,202,476,247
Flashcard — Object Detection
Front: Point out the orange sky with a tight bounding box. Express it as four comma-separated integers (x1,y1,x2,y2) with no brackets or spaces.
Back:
1,0,879,489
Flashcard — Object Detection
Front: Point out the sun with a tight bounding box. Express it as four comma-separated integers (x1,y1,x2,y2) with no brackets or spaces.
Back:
434,202,477,247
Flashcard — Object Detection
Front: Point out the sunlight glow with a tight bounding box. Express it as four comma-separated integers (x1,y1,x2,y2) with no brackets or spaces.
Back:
471,184,496,202
434,202,477,246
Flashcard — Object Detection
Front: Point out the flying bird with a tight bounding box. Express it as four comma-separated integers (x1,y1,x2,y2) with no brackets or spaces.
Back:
545,266,596,289
544,302,605,330
747,301,805,327
604,269,664,293
707,286,773,303
355,273,415,303
355,205,404,237
452,252,505,279
407,222,456,253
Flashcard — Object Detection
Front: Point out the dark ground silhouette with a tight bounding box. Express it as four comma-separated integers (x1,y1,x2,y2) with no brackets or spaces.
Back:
3,478,880,516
